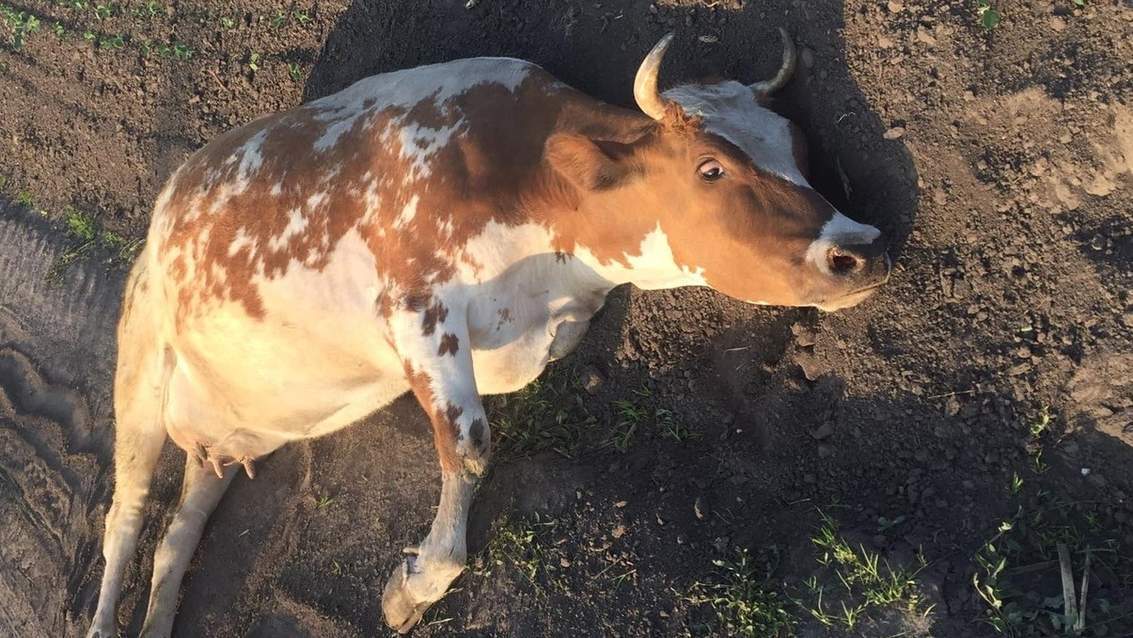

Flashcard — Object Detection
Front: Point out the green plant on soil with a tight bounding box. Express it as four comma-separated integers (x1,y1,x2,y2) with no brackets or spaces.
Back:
609,396,648,452
64,207,96,241
172,42,191,59
801,511,927,630
972,486,1131,636
686,548,796,638
287,62,303,82
137,1,162,20
977,0,1002,29
1,6,41,49
656,406,699,442
607,386,697,450
98,33,124,49
487,365,597,459
47,206,143,284
1028,405,1053,441
93,3,114,20
484,512,563,589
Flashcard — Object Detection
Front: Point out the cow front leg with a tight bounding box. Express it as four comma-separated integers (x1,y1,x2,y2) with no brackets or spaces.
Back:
382,299,490,633
382,473,476,632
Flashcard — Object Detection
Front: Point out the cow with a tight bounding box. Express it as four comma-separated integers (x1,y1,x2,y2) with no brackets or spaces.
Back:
86,28,889,637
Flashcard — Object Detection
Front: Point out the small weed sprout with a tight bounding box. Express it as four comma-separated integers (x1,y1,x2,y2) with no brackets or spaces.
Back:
972,514,1023,631
287,62,302,82
220,16,235,30
247,51,260,72
610,398,647,451
65,208,97,241
1,7,41,49
804,512,927,629
657,407,700,442
976,0,1002,29
486,513,560,587
1029,405,1052,440
47,207,142,283
100,33,124,49
686,549,795,637
488,371,597,459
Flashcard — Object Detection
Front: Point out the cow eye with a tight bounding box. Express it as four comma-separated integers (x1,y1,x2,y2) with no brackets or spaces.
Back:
697,159,725,182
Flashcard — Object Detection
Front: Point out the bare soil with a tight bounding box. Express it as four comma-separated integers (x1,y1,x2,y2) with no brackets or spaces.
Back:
1,1,1131,637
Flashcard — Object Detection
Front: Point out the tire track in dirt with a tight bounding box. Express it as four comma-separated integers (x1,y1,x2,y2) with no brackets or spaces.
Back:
0,205,122,637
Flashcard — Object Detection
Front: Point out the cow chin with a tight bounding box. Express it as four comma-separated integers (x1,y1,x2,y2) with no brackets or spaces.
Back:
812,287,881,312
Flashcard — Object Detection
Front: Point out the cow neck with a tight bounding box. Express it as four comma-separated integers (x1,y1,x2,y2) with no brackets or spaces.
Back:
510,104,681,290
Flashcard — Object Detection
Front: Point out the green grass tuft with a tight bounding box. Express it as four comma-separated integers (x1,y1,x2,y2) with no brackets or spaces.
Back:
687,549,796,637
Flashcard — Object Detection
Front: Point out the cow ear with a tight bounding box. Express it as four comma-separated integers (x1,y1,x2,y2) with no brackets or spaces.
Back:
544,134,632,191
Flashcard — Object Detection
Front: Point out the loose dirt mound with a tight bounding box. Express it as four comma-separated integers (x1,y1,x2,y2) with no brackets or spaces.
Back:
1,1,1131,637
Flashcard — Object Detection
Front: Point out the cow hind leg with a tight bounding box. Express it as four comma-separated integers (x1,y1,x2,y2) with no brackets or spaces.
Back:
87,361,168,637
89,255,171,638
139,456,238,638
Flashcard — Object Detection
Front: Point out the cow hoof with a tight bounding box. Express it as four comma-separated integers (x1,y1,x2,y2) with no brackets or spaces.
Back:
381,559,430,634
85,625,115,638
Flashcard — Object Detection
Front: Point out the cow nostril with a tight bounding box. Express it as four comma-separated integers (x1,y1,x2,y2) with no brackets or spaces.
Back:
827,248,863,275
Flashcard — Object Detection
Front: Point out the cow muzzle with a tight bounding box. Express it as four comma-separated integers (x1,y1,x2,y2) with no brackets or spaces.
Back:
812,236,891,311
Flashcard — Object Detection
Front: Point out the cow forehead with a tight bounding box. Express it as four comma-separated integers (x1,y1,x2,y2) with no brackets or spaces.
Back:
662,81,807,186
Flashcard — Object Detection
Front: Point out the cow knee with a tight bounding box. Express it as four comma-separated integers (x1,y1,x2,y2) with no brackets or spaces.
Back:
460,416,491,474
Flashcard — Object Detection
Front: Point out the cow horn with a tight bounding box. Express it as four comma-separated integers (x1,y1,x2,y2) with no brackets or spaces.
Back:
634,33,675,121
750,27,797,96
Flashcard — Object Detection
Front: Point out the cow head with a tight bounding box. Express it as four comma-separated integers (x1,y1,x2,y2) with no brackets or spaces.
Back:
545,30,889,311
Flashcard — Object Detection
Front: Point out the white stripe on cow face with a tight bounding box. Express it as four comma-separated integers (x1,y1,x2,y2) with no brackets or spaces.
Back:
805,211,882,276
663,81,808,187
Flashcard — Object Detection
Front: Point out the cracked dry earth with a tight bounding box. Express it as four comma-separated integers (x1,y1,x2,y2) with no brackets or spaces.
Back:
1,0,1131,637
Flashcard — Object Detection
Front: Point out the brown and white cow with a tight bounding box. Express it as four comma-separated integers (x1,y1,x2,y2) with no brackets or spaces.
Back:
87,29,888,636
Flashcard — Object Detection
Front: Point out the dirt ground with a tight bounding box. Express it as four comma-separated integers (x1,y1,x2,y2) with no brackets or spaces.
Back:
1,0,1131,636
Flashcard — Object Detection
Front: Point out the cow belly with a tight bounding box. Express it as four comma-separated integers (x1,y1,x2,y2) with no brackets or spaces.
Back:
163,303,405,453
164,330,407,456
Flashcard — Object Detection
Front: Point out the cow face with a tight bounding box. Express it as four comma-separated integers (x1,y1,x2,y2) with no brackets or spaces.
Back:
547,31,890,311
